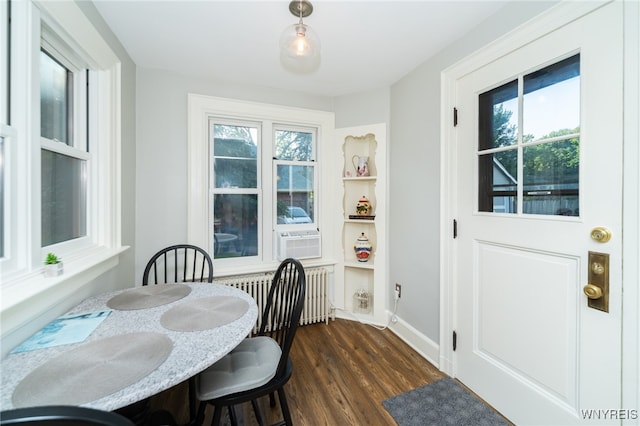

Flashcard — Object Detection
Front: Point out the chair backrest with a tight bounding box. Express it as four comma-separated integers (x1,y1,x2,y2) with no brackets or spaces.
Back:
257,258,306,376
142,244,213,285
0,405,135,426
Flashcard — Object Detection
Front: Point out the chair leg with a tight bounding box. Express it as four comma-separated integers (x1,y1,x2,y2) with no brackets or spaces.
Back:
250,399,264,426
195,402,207,426
277,388,293,426
228,405,238,426
188,378,196,422
269,392,276,407
211,405,223,426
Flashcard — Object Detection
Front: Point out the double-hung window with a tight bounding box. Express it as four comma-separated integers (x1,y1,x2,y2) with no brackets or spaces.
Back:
40,36,89,248
1,0,122,306
188,94,333,273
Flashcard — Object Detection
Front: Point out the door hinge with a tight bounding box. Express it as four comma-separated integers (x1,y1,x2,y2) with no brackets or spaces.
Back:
453,331,457,351
453,219,458,239
453,107,458,127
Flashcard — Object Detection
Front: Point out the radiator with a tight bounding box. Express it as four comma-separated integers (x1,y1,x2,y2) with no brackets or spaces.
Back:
217,267,329,331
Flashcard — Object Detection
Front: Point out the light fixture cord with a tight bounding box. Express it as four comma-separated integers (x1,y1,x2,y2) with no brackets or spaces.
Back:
298,0,303,24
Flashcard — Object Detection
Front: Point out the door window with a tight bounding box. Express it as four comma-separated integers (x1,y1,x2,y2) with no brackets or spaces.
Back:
478,54,580,216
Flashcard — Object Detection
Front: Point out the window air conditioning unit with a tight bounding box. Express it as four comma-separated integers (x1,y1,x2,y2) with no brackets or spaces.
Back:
277,230,321,261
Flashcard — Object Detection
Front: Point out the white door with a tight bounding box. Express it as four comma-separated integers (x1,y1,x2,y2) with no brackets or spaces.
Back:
453,3,623,425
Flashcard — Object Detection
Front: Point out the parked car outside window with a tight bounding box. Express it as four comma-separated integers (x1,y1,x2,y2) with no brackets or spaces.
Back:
278,206,312,224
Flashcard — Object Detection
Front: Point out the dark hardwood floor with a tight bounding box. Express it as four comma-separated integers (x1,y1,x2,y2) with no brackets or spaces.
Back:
149,318,445,425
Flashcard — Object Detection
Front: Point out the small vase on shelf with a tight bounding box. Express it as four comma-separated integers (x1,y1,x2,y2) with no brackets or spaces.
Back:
354,232,372,262
352,155,370,177
356,196,371,216
353,288,371,314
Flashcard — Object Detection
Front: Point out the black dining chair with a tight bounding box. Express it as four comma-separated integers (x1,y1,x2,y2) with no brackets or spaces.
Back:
0,405,135,426
142,244,213,285
142,244,213,420
194,258,306,426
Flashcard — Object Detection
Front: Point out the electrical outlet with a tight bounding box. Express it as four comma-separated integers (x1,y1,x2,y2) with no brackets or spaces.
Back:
395,283,402,299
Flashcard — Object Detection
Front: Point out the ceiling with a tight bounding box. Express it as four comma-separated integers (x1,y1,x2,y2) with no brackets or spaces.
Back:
92,1,511,98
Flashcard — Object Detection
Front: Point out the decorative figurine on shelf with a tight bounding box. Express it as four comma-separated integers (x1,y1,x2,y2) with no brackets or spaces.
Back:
352,155,369,177
354,288,371,313
356,196,371,216
354,232,372,262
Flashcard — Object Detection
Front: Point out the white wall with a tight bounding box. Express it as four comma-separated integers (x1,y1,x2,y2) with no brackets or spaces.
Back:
333,87,390,129
389,1,559,343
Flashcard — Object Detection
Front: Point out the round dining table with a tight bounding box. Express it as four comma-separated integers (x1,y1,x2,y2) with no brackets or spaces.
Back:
0,283,258,412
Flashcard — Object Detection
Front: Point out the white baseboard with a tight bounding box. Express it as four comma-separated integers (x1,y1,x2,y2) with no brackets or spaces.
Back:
388,314,440,369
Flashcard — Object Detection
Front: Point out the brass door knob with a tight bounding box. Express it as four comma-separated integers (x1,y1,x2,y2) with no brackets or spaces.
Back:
590,227,612,243
584,284,603,300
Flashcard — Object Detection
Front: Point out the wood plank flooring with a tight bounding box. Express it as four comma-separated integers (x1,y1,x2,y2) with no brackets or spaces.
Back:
149,318,445,425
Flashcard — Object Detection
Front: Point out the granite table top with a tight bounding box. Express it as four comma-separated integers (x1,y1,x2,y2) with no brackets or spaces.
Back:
0,283,258,412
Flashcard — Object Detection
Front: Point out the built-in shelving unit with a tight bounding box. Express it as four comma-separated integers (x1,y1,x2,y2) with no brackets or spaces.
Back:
334,124,387,324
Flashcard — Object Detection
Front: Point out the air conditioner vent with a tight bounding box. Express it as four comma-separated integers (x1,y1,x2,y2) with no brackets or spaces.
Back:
277,230,321,260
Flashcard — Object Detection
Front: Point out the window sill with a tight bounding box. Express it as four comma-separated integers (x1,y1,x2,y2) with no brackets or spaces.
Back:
1,246,129,337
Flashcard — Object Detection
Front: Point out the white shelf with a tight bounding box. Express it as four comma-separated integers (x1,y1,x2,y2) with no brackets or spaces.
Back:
344,261,375,270
336,124,387,325
342,176,377,182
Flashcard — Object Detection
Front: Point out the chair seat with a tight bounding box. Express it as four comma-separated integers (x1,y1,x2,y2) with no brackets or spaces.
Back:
196,336,282,401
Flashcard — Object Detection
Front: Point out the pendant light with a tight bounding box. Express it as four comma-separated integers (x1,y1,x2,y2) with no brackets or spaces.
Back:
280,0,320,73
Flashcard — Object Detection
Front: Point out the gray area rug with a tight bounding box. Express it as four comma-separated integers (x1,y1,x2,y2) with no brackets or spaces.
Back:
382,377,510,426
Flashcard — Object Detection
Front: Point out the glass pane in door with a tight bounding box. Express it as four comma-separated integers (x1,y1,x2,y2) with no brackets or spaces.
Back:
478,80,518,213
523,54,580,216
478,55,580,216
523,139,579,216
523,55,580,141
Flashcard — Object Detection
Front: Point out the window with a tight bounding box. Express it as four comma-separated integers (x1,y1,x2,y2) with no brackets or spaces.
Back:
478,54,580,216
1,0,122,296
39,45,89,247
274,127,316,226
211,121,260,258
188,94,334,272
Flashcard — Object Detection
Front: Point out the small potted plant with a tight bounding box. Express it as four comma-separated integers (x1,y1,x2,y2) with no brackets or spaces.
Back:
43,252,63,277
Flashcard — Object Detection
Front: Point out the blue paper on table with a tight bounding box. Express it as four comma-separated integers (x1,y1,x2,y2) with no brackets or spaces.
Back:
11,310,112,353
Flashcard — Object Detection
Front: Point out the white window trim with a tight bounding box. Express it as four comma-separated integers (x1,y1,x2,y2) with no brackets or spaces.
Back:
1,1,125,331
187,94,335,276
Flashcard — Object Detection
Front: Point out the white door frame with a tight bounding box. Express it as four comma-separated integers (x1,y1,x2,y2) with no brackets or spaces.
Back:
439,0,639,419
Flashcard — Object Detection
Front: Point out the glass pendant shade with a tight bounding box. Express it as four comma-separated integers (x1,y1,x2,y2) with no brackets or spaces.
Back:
279,22,320,73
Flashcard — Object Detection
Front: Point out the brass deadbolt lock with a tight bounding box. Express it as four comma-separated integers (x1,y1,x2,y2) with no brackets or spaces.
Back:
584,251,609,312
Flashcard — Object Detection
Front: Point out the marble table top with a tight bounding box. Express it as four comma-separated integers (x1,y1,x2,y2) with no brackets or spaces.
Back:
0,283,258,411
